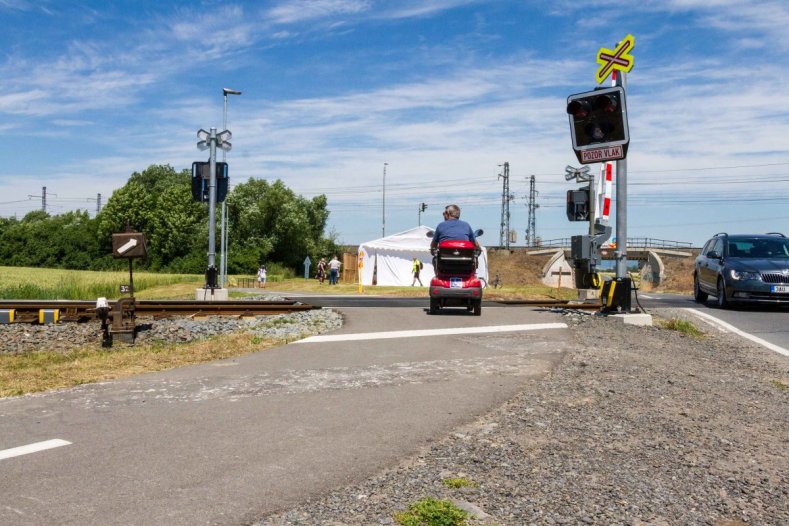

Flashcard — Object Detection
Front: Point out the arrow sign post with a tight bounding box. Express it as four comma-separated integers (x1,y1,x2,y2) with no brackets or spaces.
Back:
596,34,635,84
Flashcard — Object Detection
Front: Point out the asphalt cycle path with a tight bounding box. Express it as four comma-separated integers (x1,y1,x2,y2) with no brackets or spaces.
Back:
0,304,572,526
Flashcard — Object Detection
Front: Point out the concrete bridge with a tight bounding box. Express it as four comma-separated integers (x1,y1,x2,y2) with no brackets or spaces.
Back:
525,242,695,289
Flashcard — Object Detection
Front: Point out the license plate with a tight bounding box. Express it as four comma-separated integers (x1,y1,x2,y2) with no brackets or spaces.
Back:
450,278,462,288
771,285,789,293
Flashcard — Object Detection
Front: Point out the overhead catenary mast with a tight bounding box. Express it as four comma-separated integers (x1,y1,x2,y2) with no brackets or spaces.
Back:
28,187,48,213
525,175,539,246
498,162,513,249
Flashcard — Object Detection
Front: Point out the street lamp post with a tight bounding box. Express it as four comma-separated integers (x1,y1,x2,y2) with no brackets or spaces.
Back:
220,88,241,288
382,162,388,237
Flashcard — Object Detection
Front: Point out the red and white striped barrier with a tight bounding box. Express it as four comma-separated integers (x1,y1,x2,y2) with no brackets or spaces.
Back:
595,161,613,225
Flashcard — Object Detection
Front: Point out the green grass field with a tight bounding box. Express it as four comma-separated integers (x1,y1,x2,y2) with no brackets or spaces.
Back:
0,265,580,302
0,266,202,300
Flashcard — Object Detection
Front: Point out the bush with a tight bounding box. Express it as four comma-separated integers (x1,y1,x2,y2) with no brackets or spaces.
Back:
393,497,468,526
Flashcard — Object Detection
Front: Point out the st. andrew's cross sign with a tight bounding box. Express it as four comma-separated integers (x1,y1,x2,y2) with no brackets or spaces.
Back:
596,34,634,84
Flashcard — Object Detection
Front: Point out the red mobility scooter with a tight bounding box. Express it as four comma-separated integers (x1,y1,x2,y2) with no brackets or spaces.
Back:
428,230,484,315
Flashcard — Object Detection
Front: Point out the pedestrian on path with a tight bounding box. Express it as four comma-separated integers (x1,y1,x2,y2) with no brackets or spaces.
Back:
316,258,327,284
328,256,341,285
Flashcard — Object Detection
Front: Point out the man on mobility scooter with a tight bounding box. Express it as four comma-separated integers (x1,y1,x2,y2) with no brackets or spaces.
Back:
428,204,484,315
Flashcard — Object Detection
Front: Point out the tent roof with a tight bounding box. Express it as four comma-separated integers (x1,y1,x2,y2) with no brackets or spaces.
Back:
360,225,433,251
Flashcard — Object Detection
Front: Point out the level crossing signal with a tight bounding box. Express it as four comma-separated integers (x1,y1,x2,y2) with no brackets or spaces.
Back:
566,188,590,221
566,86,629,164
191,162,229,203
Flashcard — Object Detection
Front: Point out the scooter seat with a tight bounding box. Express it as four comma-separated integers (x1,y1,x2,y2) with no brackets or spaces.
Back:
438,240,476,250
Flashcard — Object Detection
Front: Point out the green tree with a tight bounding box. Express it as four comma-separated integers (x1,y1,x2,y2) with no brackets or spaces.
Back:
227,178,332,272
0,210,100,269
96,164,206,270
0,165,335,275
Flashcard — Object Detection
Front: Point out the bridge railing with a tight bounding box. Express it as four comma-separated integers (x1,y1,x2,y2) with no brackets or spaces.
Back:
522,237,693,250
626,238,693,249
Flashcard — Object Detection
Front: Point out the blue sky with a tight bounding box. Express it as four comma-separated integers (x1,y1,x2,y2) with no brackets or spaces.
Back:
1,0,788,247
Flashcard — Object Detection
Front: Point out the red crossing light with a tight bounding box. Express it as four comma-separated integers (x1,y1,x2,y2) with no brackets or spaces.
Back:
566,86,629,164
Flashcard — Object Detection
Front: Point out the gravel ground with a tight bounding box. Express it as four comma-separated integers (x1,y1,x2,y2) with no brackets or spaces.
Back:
0,295,343,354
255,308,789,526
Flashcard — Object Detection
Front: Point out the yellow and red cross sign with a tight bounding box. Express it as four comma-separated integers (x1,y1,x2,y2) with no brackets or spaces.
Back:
596,34,635,84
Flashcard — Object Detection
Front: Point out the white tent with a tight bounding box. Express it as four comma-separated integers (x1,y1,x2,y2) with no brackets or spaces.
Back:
358,225,488,287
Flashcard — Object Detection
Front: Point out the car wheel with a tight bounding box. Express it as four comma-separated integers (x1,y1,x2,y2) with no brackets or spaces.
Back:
473,300,482,316
429,298,439,315
716,277,729,309
693,273,708,303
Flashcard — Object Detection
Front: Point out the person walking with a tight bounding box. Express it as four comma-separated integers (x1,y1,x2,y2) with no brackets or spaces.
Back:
256,264,267,288
328,255,341,285
316,258,327,284
411,256,424,286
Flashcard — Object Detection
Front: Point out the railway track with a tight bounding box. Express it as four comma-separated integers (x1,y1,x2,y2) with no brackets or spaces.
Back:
0,299,318,323
0,298,602,325
493,299,601,310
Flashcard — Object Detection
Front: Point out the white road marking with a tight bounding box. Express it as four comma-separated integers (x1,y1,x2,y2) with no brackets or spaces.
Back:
0,439,71,461
639,294,655,299
683,308,789,357
295,323,568,343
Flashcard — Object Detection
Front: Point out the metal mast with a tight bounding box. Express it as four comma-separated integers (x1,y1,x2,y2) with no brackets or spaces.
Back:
498,162,512,249
525,175,539,246
28,187,50,213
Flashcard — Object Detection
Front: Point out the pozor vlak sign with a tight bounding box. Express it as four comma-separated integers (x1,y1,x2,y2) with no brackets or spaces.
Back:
566,85,630,164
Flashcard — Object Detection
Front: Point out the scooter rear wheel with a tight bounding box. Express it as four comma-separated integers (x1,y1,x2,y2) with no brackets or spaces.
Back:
429,298,439,314
473,301,482,316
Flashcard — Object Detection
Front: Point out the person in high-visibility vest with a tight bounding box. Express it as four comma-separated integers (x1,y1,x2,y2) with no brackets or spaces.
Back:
411,256,424,286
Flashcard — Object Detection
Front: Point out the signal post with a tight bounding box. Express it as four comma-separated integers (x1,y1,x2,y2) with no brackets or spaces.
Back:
195,127,232,300
565,34,640,314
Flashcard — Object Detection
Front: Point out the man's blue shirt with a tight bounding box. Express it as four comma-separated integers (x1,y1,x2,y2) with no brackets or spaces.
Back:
433,219,475,244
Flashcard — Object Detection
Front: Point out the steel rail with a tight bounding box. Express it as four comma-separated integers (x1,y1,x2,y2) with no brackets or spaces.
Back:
0,299,318,323
136,300,316,318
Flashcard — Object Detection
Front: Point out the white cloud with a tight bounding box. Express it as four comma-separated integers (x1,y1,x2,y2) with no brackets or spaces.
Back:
169,5,260,58
266,0,371,24
0,0,34,11
379,0,483,20
686,1,789,49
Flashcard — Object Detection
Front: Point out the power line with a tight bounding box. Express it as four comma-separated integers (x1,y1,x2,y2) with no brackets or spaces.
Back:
0,199,36,205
